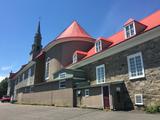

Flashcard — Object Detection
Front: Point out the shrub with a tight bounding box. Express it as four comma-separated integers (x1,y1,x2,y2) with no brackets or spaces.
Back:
145,102,160,113
145,105,158,113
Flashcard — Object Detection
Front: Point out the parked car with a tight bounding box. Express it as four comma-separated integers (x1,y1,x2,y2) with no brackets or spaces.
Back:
0,95,11,102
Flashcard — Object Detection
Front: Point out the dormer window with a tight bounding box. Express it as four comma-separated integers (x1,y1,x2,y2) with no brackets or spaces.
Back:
124,22,136,38
72,53,77,63
95,40,102,53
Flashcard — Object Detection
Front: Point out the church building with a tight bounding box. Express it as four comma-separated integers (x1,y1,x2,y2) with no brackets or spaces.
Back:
8,10,160,110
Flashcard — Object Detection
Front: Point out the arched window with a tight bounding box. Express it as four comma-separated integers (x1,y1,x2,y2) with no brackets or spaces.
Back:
45,57,50,80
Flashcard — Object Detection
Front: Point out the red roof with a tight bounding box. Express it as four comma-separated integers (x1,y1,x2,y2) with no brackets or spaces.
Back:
74,50,87,55
56,21,92,40
83,10,160,59
97,37,113,45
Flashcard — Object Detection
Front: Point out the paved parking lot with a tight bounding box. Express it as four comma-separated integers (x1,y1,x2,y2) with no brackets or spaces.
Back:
0,102,159,120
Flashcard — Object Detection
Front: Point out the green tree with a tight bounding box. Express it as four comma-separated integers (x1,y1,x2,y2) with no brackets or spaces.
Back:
0,78,8,98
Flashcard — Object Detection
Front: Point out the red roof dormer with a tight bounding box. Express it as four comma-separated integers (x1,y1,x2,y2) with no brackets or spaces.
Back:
95,37,113,53
124,18,147,39
72,50,87,63
97,37,113,46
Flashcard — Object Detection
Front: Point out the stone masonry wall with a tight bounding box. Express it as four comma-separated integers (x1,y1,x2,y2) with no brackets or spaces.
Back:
80,37,160,109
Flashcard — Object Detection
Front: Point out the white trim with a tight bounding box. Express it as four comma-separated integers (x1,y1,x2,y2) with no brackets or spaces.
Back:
124,22,136,39
59,80,66,89
135,94,143,105
96,64,106,84
127,52,145,80
95,40,102,53
67,25,160,70
84,89,89,97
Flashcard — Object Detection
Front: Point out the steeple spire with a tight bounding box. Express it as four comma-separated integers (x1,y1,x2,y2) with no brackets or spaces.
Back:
37,21,41,34
29,21,42,61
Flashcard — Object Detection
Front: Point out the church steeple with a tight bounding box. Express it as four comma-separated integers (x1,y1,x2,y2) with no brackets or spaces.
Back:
29,21,42,61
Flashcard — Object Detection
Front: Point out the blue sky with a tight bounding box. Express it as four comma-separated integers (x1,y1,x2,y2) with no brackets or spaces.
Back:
0,0,160,80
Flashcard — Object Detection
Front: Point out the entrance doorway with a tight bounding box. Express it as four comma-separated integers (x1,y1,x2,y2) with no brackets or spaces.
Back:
103,86,109,109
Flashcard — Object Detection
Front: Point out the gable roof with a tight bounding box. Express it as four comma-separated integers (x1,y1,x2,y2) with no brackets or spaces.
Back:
56,21,92,40
78,10,160,60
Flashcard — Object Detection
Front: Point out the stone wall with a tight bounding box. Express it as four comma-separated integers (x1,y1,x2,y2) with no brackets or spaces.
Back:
79,37,160,109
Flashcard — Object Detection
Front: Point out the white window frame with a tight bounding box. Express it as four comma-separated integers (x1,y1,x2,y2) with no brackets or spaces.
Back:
84,89,89,97
59,72,66,79
124,22,136,39
95,40,102,53
45,57,50,80
59,80,66,89
127,52,145,80
72,53,77,63
96,64,106,84
135,94,143,105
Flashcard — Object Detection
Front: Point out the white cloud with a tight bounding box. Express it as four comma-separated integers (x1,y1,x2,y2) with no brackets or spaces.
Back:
0,66,12,71
0,76,6,82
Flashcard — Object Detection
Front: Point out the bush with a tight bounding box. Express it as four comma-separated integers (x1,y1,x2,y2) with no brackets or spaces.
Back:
145,105,158,113
145,103,160,113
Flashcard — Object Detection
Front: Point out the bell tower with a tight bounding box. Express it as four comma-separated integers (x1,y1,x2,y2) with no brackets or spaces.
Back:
29,21,42,61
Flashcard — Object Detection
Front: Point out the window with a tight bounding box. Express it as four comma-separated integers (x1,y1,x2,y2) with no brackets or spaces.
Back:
96,64,105,84
28,68,31,77
124,22,136,38
59,80,66,88
20,75,22,82
27,68,32,86
85,89,89,97
59,72,66,79
127,52,145,79
95,40,102,53
31,65,34,76
72,53,77,63
22,73,25,81
25,70,28,79
45,58,50,80
135,94,143,105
